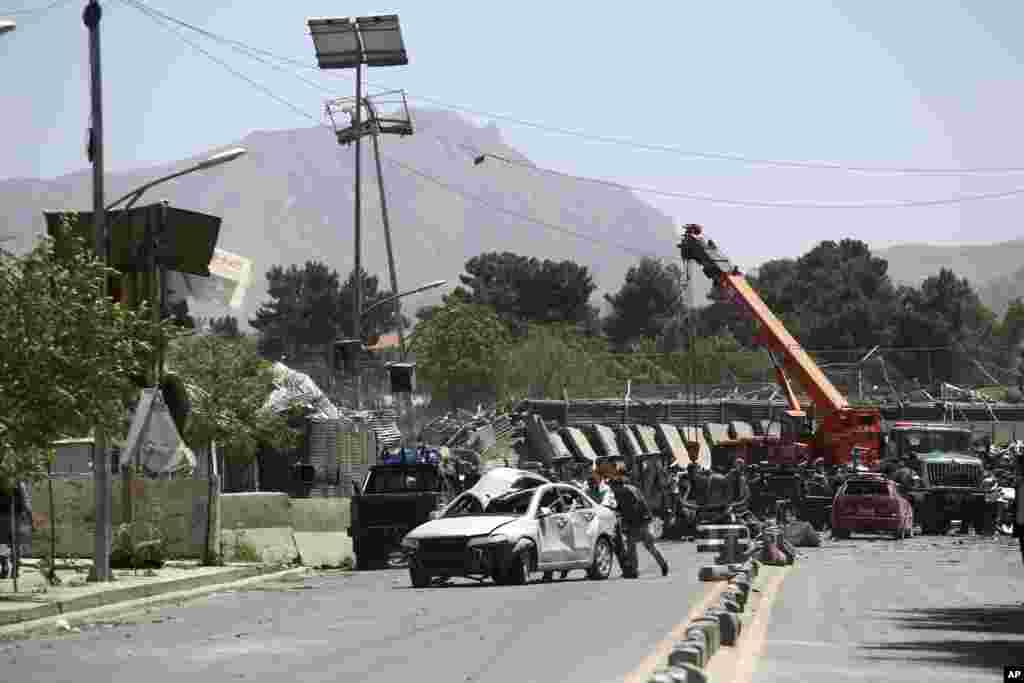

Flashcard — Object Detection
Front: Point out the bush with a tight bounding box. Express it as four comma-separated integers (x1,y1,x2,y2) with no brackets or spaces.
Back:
110,522,166,569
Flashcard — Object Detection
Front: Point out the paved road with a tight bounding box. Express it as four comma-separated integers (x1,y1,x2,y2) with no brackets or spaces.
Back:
751,532,1024,683
3,541,712,683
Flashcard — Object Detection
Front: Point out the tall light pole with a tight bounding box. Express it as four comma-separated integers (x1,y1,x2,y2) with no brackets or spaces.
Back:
83,0,111,583
308,14,408,409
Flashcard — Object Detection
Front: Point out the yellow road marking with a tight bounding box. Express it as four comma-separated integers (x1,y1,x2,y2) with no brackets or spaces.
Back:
706,565,792,683
623,580,729,683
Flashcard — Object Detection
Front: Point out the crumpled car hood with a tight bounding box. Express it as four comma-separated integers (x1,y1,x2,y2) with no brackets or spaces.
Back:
406,515,520,540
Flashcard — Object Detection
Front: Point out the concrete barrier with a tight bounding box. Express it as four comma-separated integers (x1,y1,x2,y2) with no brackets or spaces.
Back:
690,617,722,654
698,564,737,582
668,643,704,668
290,498,350,532
221,492,292,529
705,607,741,645
293,532,352,568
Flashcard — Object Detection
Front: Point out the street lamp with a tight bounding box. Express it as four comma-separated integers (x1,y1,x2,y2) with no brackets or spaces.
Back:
0,20,15,34
106,147,247,212
309,14,408,409
360,279,446,319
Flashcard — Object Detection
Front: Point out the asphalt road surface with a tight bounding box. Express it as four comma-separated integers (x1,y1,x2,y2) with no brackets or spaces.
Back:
3,541,713,683
751,532,1024,683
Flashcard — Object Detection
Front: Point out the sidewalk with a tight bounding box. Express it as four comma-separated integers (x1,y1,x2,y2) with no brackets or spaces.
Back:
0,559,305,629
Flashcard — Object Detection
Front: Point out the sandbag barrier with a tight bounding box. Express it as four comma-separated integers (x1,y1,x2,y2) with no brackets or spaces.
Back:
647,558,762,683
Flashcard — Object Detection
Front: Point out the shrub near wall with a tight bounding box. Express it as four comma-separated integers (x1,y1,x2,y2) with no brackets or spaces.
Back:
30,478,208,560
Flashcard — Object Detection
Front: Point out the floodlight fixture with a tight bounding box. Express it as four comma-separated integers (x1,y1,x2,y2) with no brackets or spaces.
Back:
0,20,15,35
307,14,408,69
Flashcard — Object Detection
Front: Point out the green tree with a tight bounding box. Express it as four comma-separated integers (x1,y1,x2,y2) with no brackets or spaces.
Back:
458,252,598,335
250,263,403,360
0,226,169,485
165,334,305,461
604,257,684,347
890,269,996,384
407,301,512,410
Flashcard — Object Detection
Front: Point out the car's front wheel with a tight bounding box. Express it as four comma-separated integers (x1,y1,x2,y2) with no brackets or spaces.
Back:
502,546,532,586
409,563,432,588
587,537,614,580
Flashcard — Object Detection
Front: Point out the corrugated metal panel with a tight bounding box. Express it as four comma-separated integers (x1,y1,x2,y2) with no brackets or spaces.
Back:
308,419,340,497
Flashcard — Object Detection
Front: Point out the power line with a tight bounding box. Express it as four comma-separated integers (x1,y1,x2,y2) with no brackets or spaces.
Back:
124,0,320,125
385,156,664,259
465,148,1024,209
0,0,72,16
107,2,1024,178
122,3,664,260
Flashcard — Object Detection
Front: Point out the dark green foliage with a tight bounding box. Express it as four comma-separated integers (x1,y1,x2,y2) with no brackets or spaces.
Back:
603,257,684,348
457,252,598,335
250,262,405,360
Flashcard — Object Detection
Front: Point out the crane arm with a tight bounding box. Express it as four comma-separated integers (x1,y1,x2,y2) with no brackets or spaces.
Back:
678,224,849,415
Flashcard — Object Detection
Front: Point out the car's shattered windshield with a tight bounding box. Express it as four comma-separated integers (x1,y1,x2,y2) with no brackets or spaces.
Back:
482,490,534,515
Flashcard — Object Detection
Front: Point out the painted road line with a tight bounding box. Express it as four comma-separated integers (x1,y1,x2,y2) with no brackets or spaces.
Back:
706,565,791,683
623,581,729,683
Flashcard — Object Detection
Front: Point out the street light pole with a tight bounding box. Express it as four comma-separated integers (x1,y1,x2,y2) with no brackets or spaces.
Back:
309,14,409,411
84,0,111,583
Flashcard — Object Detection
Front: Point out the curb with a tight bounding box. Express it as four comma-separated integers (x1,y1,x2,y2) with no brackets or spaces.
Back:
647,556,761,683
0,564,308,634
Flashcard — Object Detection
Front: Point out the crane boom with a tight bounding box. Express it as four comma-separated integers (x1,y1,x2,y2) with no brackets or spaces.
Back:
678,223,881,469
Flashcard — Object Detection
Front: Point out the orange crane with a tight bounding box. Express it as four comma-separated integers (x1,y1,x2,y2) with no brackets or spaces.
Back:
678,224,881,469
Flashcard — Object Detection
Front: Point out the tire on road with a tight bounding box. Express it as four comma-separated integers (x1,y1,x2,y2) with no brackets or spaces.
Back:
503,543,534,586
354,539,374,571
831,527,850,540
587,536,614,580
409,563,432,588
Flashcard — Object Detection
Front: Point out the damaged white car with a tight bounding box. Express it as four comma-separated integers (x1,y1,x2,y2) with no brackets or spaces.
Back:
401,482,618,588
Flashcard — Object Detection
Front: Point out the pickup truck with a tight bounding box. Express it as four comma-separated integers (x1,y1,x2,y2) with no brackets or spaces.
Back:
348,447,461,570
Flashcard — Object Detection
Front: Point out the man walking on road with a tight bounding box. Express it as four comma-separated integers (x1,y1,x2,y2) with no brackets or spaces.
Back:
608,468,669,579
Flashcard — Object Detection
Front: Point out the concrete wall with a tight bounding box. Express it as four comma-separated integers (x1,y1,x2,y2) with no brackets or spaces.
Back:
219,492,352,568
290,498,350,532
29,477,207,559
29,480,353,568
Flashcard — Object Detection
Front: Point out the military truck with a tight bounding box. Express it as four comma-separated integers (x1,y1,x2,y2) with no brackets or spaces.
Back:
347,446,467,570
883,422,992,535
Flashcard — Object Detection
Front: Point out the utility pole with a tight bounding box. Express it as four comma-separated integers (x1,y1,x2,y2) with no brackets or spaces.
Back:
367,104,404,355
84,0,112,582
352,61,364,410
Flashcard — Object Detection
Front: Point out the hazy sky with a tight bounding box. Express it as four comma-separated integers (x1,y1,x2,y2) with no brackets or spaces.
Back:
2,1,1023,270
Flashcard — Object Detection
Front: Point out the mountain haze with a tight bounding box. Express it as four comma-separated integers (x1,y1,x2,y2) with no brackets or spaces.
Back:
874,239,1024,315
4,110,1024,325
0,110,677,326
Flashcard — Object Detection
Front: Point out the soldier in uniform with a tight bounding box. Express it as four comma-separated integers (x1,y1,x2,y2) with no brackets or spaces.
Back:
607,466,669,578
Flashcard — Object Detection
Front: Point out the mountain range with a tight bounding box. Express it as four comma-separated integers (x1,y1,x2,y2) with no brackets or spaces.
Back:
2,108,1023,323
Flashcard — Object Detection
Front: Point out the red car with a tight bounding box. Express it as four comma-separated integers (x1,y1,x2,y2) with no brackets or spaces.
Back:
831,474,913,540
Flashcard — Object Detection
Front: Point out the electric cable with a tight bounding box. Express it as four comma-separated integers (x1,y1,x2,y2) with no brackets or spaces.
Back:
384,156,664,259
0,0,72,16
113,0,1024,178
125,0,321,125
122,0,673,260
464,149,1024,209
